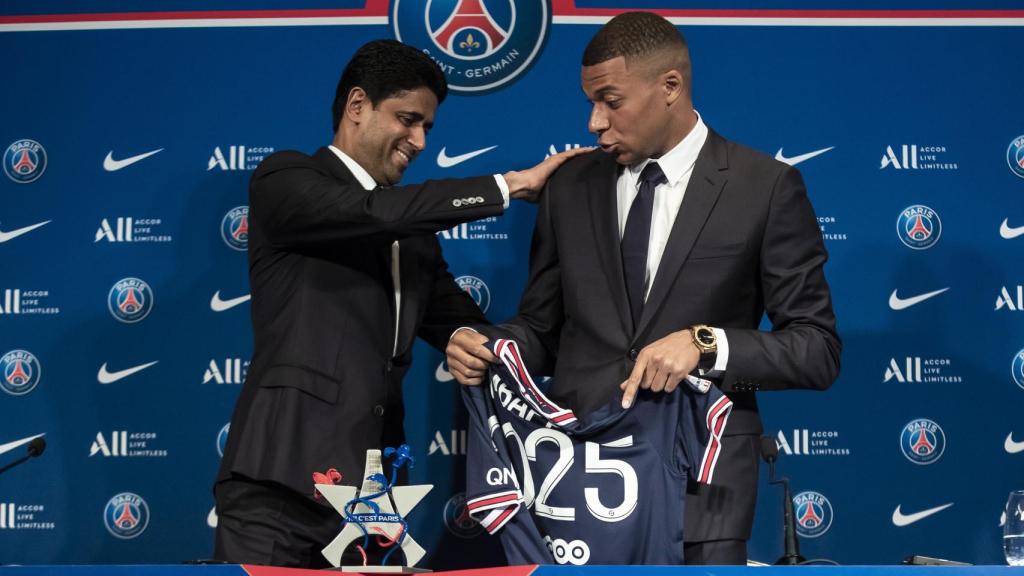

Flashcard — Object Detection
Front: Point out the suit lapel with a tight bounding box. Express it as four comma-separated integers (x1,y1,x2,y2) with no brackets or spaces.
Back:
586,153,633,337
635,130,729,337
394,239,419,357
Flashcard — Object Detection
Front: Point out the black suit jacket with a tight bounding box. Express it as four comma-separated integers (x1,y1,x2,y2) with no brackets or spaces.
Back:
485,130,841,541
217,147,505,499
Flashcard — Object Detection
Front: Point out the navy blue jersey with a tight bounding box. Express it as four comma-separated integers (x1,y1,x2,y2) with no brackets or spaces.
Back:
461,339,732,565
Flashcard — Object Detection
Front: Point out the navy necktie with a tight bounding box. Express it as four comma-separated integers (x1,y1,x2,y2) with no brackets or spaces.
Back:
621,162,666,329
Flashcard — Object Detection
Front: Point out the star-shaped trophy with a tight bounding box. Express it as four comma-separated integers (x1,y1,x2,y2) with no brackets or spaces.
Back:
316,446,432,572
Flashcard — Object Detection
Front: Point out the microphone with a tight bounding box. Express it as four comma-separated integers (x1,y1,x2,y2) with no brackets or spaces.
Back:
760,435,804,566
0,436,47,476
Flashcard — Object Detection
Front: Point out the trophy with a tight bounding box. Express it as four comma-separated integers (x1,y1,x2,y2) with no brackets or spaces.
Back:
315,445,433,572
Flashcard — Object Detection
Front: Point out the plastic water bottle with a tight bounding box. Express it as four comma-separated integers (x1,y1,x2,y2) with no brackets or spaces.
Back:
1005,535,1024,566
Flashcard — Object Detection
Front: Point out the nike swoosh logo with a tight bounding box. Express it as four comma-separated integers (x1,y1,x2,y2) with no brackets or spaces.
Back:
210,291,251,312
97,361,159,384
892,503,953,526
775,146,834,166
207,506,218,528
435,361,454,383
0,220,51,243
0,433,46,458
437,145,498,168
1001,219,1024,240
103,148,164,172
888,287,949,310
1006,433,1024,454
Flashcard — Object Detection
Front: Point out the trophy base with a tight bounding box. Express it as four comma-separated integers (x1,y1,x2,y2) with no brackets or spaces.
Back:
328,567,432,573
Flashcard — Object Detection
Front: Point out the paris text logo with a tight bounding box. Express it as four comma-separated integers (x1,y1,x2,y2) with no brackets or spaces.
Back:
4,140,46,183
897,204,941,250
393,0,550,94
108,278,154,323
900,418,946,465
1,350,41,396
104,492,150,539
793,491,833,538
221,206,249,251
456,275,491,313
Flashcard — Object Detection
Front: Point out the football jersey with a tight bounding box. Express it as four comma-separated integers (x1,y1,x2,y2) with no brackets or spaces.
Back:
461,339,732,565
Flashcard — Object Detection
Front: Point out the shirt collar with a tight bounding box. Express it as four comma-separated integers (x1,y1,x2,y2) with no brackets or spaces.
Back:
629,111,708,188
328,145,376,191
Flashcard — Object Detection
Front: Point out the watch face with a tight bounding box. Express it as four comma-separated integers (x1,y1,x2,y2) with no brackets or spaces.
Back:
696,328,715,346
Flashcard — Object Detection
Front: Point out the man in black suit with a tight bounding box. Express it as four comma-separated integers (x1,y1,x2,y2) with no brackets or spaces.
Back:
214,39,584,568
447,13,841,564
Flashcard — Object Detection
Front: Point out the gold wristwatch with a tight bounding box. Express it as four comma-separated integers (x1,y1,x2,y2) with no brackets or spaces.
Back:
690,324,717,355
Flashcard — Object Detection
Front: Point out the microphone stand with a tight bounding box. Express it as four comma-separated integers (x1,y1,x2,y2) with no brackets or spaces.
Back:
760,436,805,565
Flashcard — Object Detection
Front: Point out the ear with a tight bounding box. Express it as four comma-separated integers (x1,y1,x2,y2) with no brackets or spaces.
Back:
345,87,368,124
662,70,685,106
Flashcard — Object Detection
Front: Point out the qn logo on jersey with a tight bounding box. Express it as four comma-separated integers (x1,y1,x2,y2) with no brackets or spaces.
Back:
108,278,154,323
996,286,1024,311
429,430,467,455
456,275,491,313
897,205,941,250
4,140,46,183
394,0,550,93
900,418,946,465
1,350,41,396
90,431,128,457
1012,348,1024,391
104,493,149,539
203,359,249,384
793,491,833,538
220,206,249,251
1008,135,1024,179
217,423,230,457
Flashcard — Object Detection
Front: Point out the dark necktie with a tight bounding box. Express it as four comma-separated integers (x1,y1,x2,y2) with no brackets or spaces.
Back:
621,162,666,329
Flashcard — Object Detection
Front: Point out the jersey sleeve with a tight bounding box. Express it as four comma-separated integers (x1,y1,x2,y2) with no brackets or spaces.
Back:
460,384,523,534
678,386,733,485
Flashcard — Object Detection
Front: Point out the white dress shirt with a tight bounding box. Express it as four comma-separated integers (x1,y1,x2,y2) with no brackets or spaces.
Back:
614,114,729,373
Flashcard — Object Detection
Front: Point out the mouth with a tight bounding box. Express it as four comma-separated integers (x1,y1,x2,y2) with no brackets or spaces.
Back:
599,142,618,154
395,148,415,169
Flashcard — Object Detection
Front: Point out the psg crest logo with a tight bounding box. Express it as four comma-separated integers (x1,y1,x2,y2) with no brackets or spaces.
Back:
900,418,946,465
1012,348,1024,391
456,275,491,313
792,491,833,538
220,206,249,251
104,492,150,539
443,492,484,538
4,139,47,184
217,423,230,457
108,277,154,324
393,0,550,93
1008,135,1024,179
897,204,942,250
1,349,41,396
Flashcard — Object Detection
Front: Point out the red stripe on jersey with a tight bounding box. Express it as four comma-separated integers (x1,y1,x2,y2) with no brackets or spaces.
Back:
467,492,520,511
698,396,733,484
485,505,517,534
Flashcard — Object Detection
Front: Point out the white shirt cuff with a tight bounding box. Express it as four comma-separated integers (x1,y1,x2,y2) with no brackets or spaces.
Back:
493,175,510,209
710,328,729,373
450,326,480,342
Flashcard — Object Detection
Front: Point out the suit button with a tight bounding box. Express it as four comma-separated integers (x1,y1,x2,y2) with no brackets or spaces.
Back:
628,348,639,361
373,405,385,417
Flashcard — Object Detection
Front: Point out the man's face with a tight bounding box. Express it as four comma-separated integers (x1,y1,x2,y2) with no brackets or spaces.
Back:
581,56,671,165
353,86,437,185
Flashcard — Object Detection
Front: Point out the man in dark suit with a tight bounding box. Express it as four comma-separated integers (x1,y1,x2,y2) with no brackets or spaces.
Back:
447,13,841,564
214,39,584,568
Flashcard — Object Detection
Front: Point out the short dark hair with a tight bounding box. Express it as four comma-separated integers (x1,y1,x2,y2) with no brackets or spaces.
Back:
331,39,448,133
582,12,691,89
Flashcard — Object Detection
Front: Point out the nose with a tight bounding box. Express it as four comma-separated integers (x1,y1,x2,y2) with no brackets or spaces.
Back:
408,126,427,152
588,104,608,135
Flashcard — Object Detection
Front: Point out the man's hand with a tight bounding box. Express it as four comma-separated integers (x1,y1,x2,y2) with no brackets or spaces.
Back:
619,329,700,408
446,329,497,385
503,147,594,203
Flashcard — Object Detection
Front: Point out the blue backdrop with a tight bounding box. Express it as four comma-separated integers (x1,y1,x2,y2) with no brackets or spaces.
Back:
2,0,1023,567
